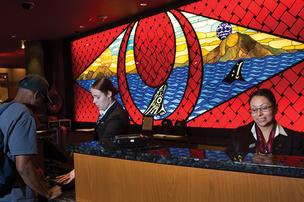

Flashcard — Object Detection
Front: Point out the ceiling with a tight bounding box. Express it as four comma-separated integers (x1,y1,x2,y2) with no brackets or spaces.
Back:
0,0,194,67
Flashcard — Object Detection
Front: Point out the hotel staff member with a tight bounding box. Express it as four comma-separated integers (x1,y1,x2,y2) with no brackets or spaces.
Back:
56,77,129,184
226,88,304,160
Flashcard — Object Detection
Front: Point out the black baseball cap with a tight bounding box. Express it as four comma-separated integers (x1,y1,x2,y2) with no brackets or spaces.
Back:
18,74,53,104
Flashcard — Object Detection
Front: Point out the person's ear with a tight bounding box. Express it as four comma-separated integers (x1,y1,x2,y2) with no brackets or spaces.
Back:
34,91,40,100
107,91,112,98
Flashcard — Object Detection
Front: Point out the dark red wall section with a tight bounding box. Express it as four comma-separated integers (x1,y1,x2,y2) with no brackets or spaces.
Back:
179,0,304,42
72,25,127,79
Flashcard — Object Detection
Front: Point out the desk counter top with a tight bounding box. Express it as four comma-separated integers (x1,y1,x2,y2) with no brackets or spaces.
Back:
68,141,304,179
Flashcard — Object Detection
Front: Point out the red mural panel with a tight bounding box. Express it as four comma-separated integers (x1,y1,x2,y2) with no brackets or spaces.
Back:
71,25,127,79
117,22,142,124
134,13,175,87
179,0,304,42
73,84,98,122
165,9,203,123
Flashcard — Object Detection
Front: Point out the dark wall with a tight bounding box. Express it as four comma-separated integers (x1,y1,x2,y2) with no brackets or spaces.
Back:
40,40,73,119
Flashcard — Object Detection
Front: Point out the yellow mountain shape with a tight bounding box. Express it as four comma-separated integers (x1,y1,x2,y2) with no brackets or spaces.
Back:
203,32,286,64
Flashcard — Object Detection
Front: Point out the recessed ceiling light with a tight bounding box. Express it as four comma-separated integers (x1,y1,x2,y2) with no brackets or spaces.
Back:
21,1,35,10
10,35,16,39
97,15,108,20
21,40,26,49
79,25,85,29
140,3,148,7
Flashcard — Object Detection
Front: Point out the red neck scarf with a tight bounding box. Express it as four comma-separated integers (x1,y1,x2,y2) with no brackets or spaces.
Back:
255,124,276,154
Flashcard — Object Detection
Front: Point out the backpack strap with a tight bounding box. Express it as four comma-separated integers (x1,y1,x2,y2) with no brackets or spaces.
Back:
0,101,18,196
0,101,16,154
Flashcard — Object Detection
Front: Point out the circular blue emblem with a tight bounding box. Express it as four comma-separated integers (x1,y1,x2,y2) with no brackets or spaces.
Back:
216,22,232,40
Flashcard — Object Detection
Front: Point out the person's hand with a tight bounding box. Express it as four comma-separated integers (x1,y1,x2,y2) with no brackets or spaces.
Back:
55,170,75,185
48,185,62,199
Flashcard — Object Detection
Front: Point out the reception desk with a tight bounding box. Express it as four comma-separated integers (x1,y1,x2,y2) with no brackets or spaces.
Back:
72,141,304,202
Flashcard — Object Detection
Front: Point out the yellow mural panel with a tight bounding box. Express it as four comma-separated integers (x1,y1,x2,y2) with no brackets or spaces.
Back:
292,41,303,46
203,45,218,52
199,36,219,44
176,36,186,42
269,39,292,49
282,46,297,50
125,50,134,62
176,48,188,58
84,48,113,75
295,44,304,49
206,32,217,37
196,32,207,39
258,38,273,44
175,56,188,66
250,33,279,42
176,43,187,52
226,34,238,47
110,55,118,69
125,50,136,73
201,48,209,56
210,40,221,46
233,26,247,33
200,42,210,47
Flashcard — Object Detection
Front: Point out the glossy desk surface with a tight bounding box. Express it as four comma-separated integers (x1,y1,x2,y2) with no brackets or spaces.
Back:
69,140,304,178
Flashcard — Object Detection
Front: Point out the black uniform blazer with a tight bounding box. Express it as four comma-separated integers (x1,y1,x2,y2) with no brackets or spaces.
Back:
226,122,304,158
95,101,130,143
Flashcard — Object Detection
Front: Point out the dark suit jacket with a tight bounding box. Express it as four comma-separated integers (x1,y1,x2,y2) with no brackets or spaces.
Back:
95,101,130,144
226,122,304,159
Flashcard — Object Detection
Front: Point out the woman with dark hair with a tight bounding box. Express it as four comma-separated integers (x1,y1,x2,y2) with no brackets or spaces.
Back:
56,77,129,184
226,88,304,161
90,77,129,142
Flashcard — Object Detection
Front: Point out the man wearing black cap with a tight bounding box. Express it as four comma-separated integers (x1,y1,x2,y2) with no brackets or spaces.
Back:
0,74,61,201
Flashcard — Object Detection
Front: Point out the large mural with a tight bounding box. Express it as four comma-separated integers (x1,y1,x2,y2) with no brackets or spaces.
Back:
71,0,304,131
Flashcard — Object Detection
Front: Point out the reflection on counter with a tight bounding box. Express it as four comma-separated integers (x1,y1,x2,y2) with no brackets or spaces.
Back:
68,140,304,178
74,128,95,132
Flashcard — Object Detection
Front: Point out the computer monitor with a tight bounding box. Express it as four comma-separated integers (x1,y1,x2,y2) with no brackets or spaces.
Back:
142,116,154,133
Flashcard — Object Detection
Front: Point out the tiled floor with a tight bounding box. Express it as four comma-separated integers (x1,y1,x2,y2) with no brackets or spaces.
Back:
52,191,75,202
